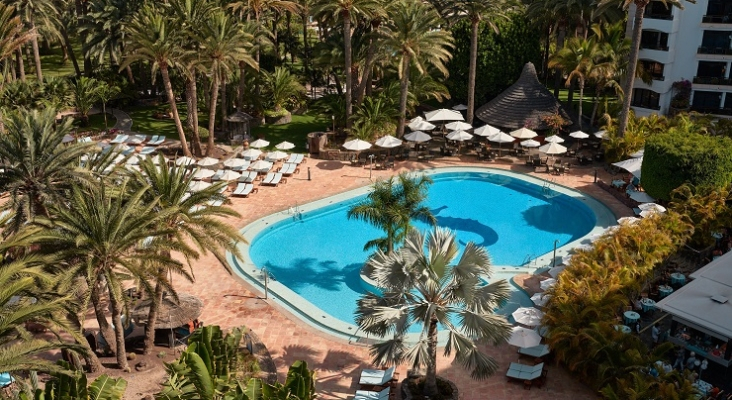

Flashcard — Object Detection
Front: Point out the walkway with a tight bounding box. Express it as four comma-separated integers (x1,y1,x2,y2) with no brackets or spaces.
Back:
109,108,133,132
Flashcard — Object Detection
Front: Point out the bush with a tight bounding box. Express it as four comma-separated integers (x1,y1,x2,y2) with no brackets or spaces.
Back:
642,130,732,200
264,109,290,118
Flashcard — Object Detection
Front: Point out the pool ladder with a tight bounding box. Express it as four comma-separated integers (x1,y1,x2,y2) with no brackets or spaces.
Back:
288,203,303,221
522,254,535,267
542,179,559,199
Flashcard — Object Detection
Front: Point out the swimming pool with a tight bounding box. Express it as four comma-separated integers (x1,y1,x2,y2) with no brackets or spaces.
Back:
228,167,616,340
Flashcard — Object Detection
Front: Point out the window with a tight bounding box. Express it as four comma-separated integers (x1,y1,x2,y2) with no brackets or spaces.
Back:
641,31,669,51
692,91,722,108
700,30,732,53
705,0,732,21
645,1,673,19
697,61,727,78
641,60,665,80
724,93,732,109
632,89,661,110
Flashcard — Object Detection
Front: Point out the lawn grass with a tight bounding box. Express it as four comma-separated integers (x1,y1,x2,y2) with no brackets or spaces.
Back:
72,113,117,133
251,114,329,153
123,103,202,140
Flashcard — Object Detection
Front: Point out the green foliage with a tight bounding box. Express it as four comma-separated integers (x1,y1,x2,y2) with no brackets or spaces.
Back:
642,129,732,201
445,14,541,105
20,361,127,400
261,67,306,112
350,95,399,140
670,184,732,249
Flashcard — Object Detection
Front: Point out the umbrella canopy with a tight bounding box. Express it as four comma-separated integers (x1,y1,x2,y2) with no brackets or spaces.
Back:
343,139,372,151
275,141,295,150
539,142,568,155
488,131,515,144
629,191,655,203
444,121,473,131
617,216,641,225
446,130,474,141
452,104,468,111
249,139,270,148
424,108,464,122
375,135,403,148
197,157,220,167
62,134,75,143
507,326,542,348
152,155,169,165
638,202,667,213
188,180,212,192
126,155,144,165
473,124,501,137
569,130,590,139
531,292,552,307
408,117,436,131
512,307,545,327
510,127,538,139
612,156,643,179
539,278,557,291
640,210,659,218
131,293,203,329
631,148,644,158
192,169,215,180
240,148,263,160
266,151,289,161
223,158,249,168
594,130,608,139
404,131,432,143
250,160,273,172
217,170,241,181
175,156,196,166
544,135,565,143
521,139,540,148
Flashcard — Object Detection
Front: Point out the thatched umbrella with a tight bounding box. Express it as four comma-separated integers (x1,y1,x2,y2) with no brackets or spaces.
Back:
131,293,204,329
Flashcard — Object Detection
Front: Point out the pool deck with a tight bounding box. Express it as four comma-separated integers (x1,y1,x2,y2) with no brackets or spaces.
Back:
170,156,631,400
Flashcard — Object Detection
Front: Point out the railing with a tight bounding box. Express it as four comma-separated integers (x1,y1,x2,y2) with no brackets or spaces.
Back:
644,12,673,20
631,102,661,110
698,46,732,55
690,106,732,115
651,75,666,81
702,14,732,23
693,76,732,85
641,45,670,51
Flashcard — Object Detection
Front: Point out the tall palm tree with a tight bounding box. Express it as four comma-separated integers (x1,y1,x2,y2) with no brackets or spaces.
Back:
381,0,453,137
0,108,95,234
356,228,512,397
198,11,257,156
347,172,435,253
8,0,60,81
313,0,382,130
33,182,183,371
131,155,244,355
0,3,34,133
123,5,193,157
435,0,512,124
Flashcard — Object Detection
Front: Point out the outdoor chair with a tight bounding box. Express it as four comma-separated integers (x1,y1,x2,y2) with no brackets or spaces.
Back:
354,387,391,400
358,366,397,387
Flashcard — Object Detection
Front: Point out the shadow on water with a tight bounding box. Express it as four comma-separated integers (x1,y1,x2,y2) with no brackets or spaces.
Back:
522,203,583,238
263,258,353,292
342,263,368,294
431,205,499,247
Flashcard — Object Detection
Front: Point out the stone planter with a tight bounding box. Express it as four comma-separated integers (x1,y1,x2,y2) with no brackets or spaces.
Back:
265,111,292,125
401,375,459,400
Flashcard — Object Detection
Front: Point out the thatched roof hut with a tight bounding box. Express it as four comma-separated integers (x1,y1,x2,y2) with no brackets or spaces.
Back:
475,62,572,130
131,292,204,329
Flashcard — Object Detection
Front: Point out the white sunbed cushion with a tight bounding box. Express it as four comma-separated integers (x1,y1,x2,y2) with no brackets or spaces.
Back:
354,387,389,400
359,366,394,385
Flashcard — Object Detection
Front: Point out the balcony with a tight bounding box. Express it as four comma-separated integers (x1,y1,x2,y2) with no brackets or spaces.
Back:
693,76,732,85
651,75,666,81
646,12,673,20
698,46,732,55
703,14,732,23
690,106,732,115
641,44,670,51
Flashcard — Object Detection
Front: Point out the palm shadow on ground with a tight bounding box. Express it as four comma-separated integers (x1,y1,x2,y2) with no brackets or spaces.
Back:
431,205,499,247
262,260,363,293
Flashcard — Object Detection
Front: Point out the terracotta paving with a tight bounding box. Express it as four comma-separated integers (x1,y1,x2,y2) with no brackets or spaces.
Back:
169,156,632,400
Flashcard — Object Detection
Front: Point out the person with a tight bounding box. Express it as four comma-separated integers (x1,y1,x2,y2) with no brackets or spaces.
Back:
651,324,660,345
635,321,641,334
686,352,698,371
633,297,642,311
672,348,685,370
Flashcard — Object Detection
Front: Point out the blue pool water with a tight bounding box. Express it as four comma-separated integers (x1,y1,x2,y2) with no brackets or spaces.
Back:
248,171,596,327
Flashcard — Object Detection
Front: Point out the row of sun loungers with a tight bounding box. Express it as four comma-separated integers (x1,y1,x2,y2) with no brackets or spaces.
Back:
110,134,166,146
261,173,286,186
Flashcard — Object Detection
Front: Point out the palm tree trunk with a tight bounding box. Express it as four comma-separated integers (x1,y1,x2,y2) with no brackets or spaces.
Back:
238,62,247,109
467,18,480,124
396,55,410,138
29,22,43,82
221,76,228,134
302,13,310,81
90,284,116,355
286,12,294,64
355,20,380,105
424,318,439,396
161,66,192,157
272,11,281,63
107,291,129,371
553,23,566,98
207,70,220,157
16,47,25,82
578,76,584,130
333,71,343,95
343,11,353,129
61,27,81,78
143,280,164,355
125,66,136,85
185,76,203,156
591,84,601,124
618,1,649,137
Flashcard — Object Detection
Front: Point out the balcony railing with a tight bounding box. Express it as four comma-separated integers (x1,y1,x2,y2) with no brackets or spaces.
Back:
693,76,732,85
702,15,732,23
698,46,732,55
641,45,670,51
651,75,666,81
690,106,732,115
631,102,661,110
645,12,673,20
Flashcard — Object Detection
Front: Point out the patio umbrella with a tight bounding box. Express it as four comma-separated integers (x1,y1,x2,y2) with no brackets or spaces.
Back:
569,130,590,140
408,117,436,131
638,203,667,213
175,156,196,166
510,127,538,139
639,210,659,218
62,134,75,143
539,278,557,291
473,124,501,137
520,139,540,148
512,307,545,327
404,131,432,143
217,170,241,181
630,148,644,158
538,142,568,156
612,156,643,179
629,191,655,203
452,104,468,111
444,121,473,131
530,293,552,307
188,180,212,192
488,131,515,154
507,326,542,348
544,135,565,143
617,216,641,225
594,130,608,139
275,141,295,150
131,292,203,329
192,169,215,180
446,130,473,141
343,139,372,151
266,150,289,161
197,157,220,167
126,155,144,165
223,158,249,169
375,135,403,148
240,148,263,160
152,155,169,165
424,108,464,122
249,138,270,148
250,160,273,172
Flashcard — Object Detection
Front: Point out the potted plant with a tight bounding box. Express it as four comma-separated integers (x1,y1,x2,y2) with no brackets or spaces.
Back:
262,67,306,125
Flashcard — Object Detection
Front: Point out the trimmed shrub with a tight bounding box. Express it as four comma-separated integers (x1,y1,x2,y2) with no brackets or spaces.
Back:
642,130,732,200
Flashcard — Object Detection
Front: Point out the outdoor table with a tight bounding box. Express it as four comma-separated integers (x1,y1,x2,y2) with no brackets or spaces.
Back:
624,311,640,325
670,272,686,286
659,285,673,298
640,298,656,313
611,179,626,188
614,325,632,334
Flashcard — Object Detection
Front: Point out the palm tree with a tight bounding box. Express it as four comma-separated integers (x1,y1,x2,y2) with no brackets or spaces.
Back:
131,155,244,355
33,182,183,371
8,0,60,81
20,362,127,400
198,10,257,156
381,0,453,137
347,172,435,253
123,5,193,157
548,37,604,130
71,77,103,126
356,228,512,397
262,66,306,112
351,95,399,138
0,3,34,133
435,0,512,124
313,0,382,130
0,108,95,234
97,81,120,131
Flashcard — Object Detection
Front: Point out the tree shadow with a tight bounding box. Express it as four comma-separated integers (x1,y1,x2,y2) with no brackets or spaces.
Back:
431,205,499,247
521,203,586,239
315,161,344,170
262,258,361,293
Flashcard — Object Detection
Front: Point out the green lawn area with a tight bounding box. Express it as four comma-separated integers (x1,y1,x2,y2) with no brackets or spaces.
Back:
39,47,79,79
252,114,328,153
122,103,202,140
72,113,117,133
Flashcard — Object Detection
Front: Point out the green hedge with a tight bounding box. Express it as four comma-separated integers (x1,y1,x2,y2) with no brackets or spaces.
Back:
642,130,732,200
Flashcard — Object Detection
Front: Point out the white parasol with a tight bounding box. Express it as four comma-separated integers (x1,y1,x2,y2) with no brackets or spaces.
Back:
488,131,515,144
249,160,273,172
544,135,565,143
275,141,295,150
612,156,643,179
192,169,215,180
473,124,501,137
342,139,372,151
521,139,540,148
175,156,196,166
197,157,220,167
408,117,436,131
217,170,241,181
617,216,641,225
249,139,270,148
188,180,212,192
404,131,432,143
424,108,464,122
223,158,249,169
530,293,552,307
444,121,473,131
266,151,289,161
507,326,542,348
539,278,557,291
512,307,545,327
539,142,568,155
638,203,666,213
510,127,538,139
594,130,608,139
452,104,468,111
375,135,403,148
569,130,590,139
240,148,263,160
446,130,474,141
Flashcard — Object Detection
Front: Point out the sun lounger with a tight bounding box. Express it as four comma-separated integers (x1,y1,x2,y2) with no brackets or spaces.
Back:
231,183,257,197
518,344,550,358
359,366,396,387
78,137,93,143
147,135,166,146
238,171,258,183
126,134,147,145
260,172,286,187
354,387,390,400
110,134,129,144
139,146,155,155
286,153,305,164
279,163,299,176
505,362,543,381
208,199,224,207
